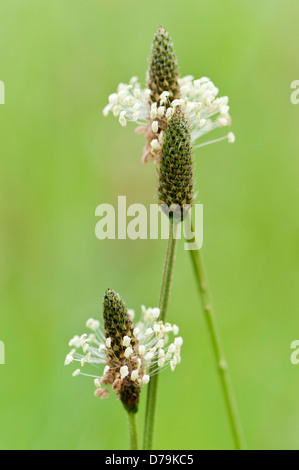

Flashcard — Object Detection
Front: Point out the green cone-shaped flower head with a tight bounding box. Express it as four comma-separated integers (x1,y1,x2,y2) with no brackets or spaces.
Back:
148,26,180,105
158,108,194,219
103,289,142,413
103,289,136,356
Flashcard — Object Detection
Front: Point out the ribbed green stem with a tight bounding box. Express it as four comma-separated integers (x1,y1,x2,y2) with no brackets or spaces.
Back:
160,220,179,322
158,221,173,310
143,219,179,450
188,216,246,450
128,411,138,450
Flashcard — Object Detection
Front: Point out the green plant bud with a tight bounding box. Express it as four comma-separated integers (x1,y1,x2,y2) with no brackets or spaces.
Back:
103,289,142,413
158,108,194,219
148,26,180,105
103,289,136,357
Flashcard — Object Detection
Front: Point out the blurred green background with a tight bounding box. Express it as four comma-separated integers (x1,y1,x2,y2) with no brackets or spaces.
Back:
0,0,298,450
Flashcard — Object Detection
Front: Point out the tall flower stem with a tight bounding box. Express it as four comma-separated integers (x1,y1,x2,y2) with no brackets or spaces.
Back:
128,411,138,450
188,215,246,450
159,219,179,322
143,219,179,450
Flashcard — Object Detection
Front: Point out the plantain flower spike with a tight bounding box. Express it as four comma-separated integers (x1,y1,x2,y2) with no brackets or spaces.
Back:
103,26,234,164
65,289,183,414
157,107,194,220
147,26,180,106
102,289,142,413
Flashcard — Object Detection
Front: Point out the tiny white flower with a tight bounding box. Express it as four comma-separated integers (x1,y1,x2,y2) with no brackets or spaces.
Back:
171,98,184,108
165,323,173,333
227,132,235,143
119,111,127,127
124,347,133,358
158,130,165,144
220,105,230,115
144,328,153,337
86,318,94,329
131,370,139,381
150,139,160,151
142,375,150,385
166,107,174,120
113,105,121,116
124,96,134,107
105,337,112,348
108,93,118,105
134,87,141,99
160,91,170,105
133,327,140,337
152,308,160,319
158,348,165,358
217,115,230,127
158,357,165,368
141,305,147,316
94,379,101,388
175,352,181,364
89,333,96,344
130,76,138,85
151,120,159,133
156,339,165,348
79,334,88,346
128,309,135,320
64,354,74,366
144,351,155,361
85,352,91,362
172,324,179,335
69,336,81,348
157,106,165,117
150,103,158,119
123,335,131,347
120,366,129,379
174,337,183,348
180,85,191,95
103,104,112,116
